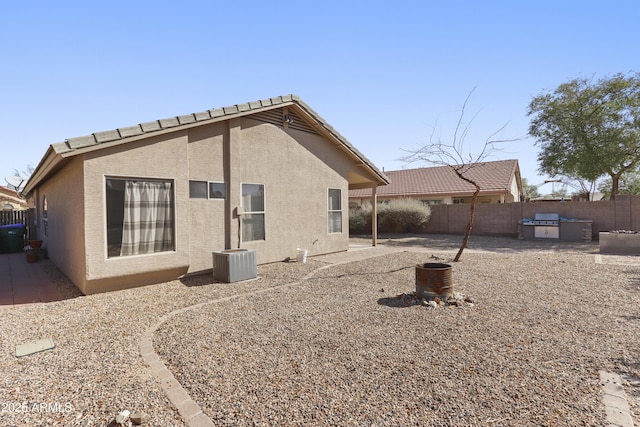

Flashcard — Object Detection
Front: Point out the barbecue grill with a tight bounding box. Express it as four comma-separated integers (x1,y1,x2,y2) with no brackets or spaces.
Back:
519,213,593,242
528,213,560,239
532,213,560,226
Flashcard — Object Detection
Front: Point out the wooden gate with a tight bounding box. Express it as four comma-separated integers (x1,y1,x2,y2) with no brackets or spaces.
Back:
0,209,34,239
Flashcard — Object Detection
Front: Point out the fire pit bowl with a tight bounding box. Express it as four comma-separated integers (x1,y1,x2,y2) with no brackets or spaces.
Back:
416,263,453,299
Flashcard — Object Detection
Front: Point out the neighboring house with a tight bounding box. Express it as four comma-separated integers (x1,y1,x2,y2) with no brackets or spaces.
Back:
349,159,523,207
0,185,29,210
23,95,389,294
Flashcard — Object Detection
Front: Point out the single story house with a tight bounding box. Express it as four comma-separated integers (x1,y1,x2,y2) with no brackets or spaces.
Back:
349,159,522,207
22,95,389,294
0,185,29,211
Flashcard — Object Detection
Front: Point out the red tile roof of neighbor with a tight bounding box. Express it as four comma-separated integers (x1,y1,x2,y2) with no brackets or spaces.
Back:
349,159,520,198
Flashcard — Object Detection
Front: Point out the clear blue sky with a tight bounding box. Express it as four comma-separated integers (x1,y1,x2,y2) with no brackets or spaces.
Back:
1,1,638,192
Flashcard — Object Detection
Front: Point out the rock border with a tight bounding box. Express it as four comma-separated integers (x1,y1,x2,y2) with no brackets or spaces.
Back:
139,263,339,427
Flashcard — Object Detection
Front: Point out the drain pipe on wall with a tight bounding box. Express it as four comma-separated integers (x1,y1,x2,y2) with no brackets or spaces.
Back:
234,207,243,249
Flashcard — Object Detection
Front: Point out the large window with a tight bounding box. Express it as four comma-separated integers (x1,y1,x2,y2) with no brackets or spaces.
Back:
328,188,342,233
106,178,175,257
241,183,265,242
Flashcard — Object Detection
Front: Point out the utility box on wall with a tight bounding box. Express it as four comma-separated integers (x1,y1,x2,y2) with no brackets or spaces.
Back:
213,249,257,283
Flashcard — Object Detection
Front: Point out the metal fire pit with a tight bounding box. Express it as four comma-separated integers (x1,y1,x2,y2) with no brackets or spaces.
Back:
415,263,453,299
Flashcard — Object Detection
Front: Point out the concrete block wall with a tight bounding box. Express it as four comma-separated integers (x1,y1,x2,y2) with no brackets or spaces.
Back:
421,196,639,239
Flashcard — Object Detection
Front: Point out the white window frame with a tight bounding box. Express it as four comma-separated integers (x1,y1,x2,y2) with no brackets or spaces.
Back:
241,183,266,242
328,188,342,234
105,176,176,258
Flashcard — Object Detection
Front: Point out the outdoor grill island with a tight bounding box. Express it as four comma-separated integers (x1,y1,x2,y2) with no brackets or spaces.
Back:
519,213,593,242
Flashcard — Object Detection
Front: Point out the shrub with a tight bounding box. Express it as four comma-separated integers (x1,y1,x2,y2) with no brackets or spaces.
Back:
349,202,372,234
378,198,431,233
349,199,431,234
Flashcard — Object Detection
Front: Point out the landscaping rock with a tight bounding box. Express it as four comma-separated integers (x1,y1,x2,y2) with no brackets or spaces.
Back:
130,411,150,425
115,409,130,425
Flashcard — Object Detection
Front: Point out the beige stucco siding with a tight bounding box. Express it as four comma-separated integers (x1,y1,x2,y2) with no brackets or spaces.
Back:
181,116,352,272
232,118,350,263
72,116,353,288
24,98,387,295
510,177,520,202
81,133,190,293
186,122,227,273
33,157,86,290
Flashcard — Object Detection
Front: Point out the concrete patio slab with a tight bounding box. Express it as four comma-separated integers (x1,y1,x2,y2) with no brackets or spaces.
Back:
0,252,62,308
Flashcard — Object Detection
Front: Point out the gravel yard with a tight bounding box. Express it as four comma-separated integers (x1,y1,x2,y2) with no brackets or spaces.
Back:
1,235,639,426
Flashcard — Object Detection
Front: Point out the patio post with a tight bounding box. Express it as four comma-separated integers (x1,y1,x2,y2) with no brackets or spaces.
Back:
371,185,377,246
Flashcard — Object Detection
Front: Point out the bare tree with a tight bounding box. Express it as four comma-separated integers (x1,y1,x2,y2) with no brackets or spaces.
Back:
13,164,34,180
401,89,517,261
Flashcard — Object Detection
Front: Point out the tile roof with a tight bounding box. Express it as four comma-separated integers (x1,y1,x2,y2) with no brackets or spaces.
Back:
52,95,302,154
24,95,389,194
349,159,520,198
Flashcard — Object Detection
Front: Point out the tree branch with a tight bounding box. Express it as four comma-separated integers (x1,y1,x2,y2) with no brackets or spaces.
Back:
399,88,520,261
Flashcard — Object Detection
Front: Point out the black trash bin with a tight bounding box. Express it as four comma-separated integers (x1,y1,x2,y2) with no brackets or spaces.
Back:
0,224,26,254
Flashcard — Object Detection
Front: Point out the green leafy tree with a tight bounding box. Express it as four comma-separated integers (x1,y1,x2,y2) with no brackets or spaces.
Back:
550,175,596,200
521,178,540,200
598,171,640,198
527,72,640,200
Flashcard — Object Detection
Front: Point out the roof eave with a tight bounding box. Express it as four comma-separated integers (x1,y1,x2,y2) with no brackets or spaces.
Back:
22,146,64,196
24,94,390,192
290,98,390,186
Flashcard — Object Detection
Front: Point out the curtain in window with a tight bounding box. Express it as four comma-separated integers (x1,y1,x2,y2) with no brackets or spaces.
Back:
120,181,174,256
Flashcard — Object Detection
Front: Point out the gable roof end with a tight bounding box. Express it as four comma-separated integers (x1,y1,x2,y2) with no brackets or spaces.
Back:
349,159,521,198
23,95,389,195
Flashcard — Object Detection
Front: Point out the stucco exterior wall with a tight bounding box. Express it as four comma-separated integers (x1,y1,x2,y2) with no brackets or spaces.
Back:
32,157,87,289
509,178,520,202
186,122,227,273
31,107,367,293
183,117,350,272
227,118,350,264
75,115,354,289
81,133,191,293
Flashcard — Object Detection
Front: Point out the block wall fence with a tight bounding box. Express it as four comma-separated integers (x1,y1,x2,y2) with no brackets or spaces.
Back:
421,195,640,239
